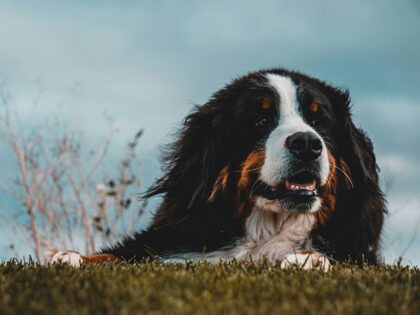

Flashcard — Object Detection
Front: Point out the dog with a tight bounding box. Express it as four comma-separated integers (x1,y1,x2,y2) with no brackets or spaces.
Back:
50,68,386,269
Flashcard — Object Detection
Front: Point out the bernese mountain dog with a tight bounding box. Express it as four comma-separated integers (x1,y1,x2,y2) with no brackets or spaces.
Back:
49,68,386,269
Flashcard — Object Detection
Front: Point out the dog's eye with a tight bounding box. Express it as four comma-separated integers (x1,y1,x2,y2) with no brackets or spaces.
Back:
256,117,269,127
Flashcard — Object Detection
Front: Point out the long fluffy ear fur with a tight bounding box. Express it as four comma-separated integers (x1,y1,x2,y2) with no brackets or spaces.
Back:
310,84,386,264
144,103,229,208
343,116,379,185
335,91,379,187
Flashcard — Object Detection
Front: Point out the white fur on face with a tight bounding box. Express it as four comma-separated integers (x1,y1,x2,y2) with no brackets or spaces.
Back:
259,74,330,213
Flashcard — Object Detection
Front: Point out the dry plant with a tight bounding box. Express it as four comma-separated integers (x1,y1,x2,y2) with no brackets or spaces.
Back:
0,83,147,263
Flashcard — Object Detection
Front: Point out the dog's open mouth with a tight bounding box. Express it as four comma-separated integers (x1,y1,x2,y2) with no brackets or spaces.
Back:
254,171,319,200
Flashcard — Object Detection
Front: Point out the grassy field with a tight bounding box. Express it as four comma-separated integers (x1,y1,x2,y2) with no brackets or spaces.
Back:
0,260,419,315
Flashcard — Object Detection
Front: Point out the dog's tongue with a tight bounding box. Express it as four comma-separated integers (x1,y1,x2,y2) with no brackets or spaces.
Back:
285,180,316,191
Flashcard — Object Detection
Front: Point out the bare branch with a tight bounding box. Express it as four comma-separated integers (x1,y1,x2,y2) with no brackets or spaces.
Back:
0,83,147,261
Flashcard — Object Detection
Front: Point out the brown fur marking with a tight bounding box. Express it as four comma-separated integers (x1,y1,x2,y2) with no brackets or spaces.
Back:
238,148,265,192
237,148,266,219
83,254,121,264
310,100,319,113
314,150,337,226
208,166,230,202
262,96,272,109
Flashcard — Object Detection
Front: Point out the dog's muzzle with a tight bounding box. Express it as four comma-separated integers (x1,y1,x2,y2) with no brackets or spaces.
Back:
254,131,327,211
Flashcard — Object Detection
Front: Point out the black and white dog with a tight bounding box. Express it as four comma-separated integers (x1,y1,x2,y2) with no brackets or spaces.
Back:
50,68,386,269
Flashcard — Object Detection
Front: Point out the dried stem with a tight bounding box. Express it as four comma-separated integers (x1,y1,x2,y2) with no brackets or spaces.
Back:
0,84,147,262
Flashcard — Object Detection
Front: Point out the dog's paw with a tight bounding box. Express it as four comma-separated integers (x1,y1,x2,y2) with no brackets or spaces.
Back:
281,252,331,271
48,250,85,267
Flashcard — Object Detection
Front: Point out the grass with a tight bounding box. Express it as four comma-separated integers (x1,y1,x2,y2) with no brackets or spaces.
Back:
0,260,419,315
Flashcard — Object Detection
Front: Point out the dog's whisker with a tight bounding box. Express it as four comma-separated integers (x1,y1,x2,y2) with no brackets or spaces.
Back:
331,164,354,188
233,167,262,174
250,176,264,196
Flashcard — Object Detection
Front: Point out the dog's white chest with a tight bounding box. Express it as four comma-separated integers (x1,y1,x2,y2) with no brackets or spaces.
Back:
202,207,316,263
163,207,316,263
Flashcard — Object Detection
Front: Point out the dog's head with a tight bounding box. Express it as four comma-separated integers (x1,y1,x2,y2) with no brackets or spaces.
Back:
146,69,379,225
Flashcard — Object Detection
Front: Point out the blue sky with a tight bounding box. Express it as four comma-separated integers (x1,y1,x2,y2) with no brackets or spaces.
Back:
0,0,419,264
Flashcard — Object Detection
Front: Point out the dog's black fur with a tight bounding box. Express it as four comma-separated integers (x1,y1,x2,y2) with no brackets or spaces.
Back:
100,68,386,264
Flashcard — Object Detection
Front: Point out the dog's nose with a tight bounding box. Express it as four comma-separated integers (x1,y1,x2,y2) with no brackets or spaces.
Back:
286,132,322,161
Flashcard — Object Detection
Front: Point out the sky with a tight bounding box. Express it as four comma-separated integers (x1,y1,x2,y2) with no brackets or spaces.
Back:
0,0,419,264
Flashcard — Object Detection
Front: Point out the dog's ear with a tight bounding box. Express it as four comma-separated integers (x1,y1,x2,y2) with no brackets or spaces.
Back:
343,116,379,185
144,102,229,208
333,90,379,187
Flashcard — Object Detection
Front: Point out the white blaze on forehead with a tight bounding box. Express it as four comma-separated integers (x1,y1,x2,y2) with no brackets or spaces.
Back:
267,75,298,118
260,73,330,190
266,74,311,131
